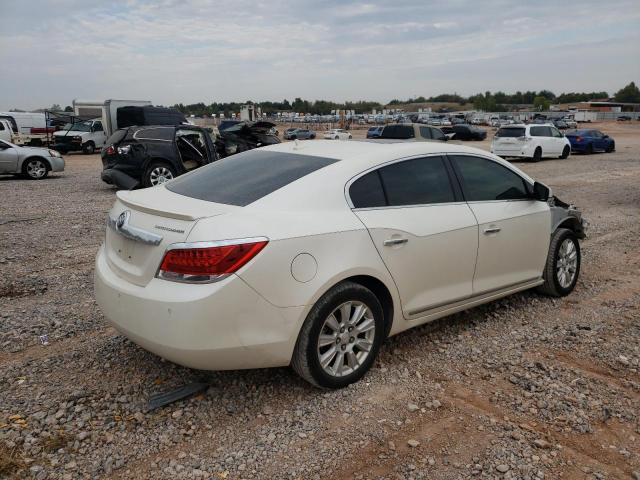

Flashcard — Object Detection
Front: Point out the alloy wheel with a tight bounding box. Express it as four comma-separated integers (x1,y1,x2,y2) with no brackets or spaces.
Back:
317,301,375,377
149,166,174,186
26,160,47,179
556,238,578,288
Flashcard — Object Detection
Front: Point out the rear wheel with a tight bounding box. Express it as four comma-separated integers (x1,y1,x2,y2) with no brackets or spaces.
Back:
22,158,49,180
143,162,176,188
531,147,542,162
291,281,384,388
560,146,570,159
537,228,581,297
585,143,593,155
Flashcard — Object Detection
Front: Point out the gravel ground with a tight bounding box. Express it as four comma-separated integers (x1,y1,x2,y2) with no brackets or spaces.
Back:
1,122,639,480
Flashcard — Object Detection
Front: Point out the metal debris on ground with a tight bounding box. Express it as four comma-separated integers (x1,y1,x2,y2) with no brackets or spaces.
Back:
146,382,209,411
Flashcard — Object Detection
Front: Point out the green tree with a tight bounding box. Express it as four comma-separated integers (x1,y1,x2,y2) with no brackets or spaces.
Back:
64,105,73,112
614,82,640,103
533,96,551,111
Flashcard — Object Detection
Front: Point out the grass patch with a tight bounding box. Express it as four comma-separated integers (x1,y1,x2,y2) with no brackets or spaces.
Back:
0,443,25,476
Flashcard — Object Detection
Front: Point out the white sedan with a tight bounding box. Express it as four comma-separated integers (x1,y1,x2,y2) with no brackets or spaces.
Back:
0,139,65,179
95,141,586,388
323,129,352,140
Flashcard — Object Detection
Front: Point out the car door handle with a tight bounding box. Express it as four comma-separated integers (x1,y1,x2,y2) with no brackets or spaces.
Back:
383,237,409,246
483,227,501,234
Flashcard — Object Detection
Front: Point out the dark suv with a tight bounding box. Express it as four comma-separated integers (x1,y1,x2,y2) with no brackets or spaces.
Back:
101,125,218,189
441,124,487,141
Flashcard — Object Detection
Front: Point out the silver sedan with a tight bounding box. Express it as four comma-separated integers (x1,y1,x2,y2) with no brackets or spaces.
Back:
0,140,65,179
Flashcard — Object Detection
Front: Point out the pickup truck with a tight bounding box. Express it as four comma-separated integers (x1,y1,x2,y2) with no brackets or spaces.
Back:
51,119,107,154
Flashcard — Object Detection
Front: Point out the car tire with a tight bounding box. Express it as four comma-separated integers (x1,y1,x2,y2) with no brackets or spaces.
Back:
143,161,176,188
531,147,542,162
586,143,593,155
537,228,581,297
560,146,570,159
291,281,385,389
348,135,352,139
606,142,615,153
82,141,95,155
334,136,339,140
22,157,50,180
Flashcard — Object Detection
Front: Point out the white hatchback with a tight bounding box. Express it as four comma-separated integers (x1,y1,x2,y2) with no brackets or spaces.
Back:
491,124,571,161
95,141,586,388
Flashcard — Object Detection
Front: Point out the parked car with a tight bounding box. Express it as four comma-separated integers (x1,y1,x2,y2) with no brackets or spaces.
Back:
101,125,217,189
218,120,242,131
552,119,569,130
564,129,615,154
561,117,577,129
284,128,315,140
215,121,280,157
324,129,352,140
366,126,383,138
378,123,447,142
52,119,107,154
617,115,632,121
0,139,65,179
0,119,13,142
449,124,487,141
491,124,571,161
95,141,587,388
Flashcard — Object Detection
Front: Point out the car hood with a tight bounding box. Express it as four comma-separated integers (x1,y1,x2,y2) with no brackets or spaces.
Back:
14,145,53,156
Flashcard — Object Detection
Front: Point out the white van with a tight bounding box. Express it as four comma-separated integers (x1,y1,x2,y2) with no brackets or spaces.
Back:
491,124,572,161
0,112,46,136
52,118,107,154
0,119,13,142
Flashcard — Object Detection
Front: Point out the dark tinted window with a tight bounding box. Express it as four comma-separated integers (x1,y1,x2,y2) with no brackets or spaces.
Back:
496,127,525,137
349,171,386,208
419,126,432,139
452,155,529,201
135,127,175,141
380,125,415,139
530,126,551,137
0,122,4,131
166,150,338,206
378,156,454,206
93,121,104,132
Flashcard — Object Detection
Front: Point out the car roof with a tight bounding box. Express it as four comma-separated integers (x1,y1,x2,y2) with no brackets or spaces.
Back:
252,140,534,211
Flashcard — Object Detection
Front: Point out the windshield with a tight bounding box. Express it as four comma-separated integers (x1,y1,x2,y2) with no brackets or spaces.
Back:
496,127,525,138
64,121,92,132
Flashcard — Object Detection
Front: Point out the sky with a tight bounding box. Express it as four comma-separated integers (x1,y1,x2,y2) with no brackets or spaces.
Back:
1,0,639,110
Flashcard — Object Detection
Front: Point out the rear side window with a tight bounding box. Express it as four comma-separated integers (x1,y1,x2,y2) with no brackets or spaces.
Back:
134,127,175,141
431,128,446,141
452,155,529,201
496,127,525,137
381,125,415,139
530,126,551,137
166,150,338,206
349,171,387,208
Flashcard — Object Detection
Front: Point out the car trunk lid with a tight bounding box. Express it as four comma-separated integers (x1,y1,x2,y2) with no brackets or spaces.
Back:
104,187,238,286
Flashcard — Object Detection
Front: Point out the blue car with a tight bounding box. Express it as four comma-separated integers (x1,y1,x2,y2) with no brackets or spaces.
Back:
366,126,383,138
564,129,615,154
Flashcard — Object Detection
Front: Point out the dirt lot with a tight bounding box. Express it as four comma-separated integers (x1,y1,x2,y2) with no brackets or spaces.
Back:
1,122,639,480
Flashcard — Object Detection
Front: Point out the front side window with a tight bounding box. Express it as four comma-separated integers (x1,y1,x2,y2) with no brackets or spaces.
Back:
93,121,104,132
550,127,563,138
452,155,529,202
431,128,446,141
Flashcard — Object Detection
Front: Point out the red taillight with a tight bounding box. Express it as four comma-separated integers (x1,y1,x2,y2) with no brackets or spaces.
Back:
157,240,268,283
575,136,582,142
105,145,116,155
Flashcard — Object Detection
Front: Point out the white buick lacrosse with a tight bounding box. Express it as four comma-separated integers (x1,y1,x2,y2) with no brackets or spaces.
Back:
95,140,586,388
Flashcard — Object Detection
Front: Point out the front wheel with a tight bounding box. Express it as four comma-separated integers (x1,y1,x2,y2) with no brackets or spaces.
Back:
291,282,384,388
82,141,95,155
537,228,581,297
23,158,49,179
606,142,615,153
143,162,176,188
560,146,570,159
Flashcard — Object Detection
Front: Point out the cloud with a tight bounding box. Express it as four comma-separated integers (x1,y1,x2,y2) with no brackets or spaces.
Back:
0,0,639,109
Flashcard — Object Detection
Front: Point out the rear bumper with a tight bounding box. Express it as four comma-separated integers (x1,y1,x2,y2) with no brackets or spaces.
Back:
491,143,534,158
101,168,140,189
94,245,304,370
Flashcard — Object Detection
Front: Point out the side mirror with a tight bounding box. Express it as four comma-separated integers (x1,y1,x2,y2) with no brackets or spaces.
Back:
532,181,550,201
603,135,609,138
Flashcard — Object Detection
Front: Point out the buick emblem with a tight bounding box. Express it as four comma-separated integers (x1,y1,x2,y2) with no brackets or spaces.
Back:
116,211,130,230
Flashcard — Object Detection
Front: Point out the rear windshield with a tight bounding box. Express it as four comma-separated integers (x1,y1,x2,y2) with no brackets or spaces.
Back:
496,127,525,138
105,129,128,146
166,150,339,206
